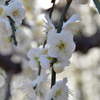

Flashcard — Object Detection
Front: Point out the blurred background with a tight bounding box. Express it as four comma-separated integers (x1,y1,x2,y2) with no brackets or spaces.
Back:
0,0,100,100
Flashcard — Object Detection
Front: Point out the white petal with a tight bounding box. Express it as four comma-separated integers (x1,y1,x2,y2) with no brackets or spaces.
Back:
62,14,81,29
28,60,39,70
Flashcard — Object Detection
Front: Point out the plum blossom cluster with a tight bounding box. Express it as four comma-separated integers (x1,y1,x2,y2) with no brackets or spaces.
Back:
0,0,25,41
26,13,81,100
27,14,81,73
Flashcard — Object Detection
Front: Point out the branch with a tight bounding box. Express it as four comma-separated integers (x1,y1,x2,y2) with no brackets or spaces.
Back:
4,71,13,100
57,0,73,33
49,0,56,19
7,16,17,46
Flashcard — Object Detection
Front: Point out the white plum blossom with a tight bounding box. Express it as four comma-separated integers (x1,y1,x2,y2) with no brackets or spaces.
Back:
62,14,81,34
27,47,49,70
27,48,40,70
46,78,69,100
77,0,89,4
6,0,26,25
32,73,50,97
17,80,37,100
47,30,75,67
0,18,12,37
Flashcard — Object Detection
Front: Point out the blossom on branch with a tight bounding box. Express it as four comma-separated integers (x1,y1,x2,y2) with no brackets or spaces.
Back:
47,30,75,67
6,0,26,26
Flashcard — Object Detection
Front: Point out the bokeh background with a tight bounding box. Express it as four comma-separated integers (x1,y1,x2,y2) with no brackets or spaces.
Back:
0,0,100,100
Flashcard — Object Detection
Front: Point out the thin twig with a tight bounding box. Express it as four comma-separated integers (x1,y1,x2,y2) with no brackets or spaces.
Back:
49,0,56,19
7,16,17,46
57,0,73,33
4,71,13,100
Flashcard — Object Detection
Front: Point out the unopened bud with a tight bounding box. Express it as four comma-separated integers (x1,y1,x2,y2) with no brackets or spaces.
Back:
53,62,64,73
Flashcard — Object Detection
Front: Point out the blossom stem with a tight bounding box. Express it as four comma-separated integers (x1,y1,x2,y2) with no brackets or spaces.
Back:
7,16,17,46
38,65,41,76
51,58,57,88
57,0,73,33
49,0,56,19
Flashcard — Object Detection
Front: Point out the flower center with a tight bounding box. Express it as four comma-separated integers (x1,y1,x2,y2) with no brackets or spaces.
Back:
34,57,38,61
56,40,66,52
55,89,62,97
12,10,19,17
0,7,3,16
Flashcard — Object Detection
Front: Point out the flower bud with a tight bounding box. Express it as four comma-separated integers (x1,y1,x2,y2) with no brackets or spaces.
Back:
53,62,64,73
7,37,12,43
77,0,88,4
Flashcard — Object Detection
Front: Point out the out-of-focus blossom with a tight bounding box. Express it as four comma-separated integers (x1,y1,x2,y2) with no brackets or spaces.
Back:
0,18,12,37
6,0,26,25
32,73,50,97
46,78,69,100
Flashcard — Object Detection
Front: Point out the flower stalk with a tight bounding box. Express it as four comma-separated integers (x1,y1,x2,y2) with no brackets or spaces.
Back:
57,0,73,33
7,16,17,46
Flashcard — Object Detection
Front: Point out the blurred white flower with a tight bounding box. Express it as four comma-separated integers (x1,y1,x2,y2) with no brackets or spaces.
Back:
0,36,12,55
18,80,37,100
27,48,40,70
62,14,81,34
0,18,12,37
47,30,75,67
32,73,50,97
27,47,48,70
46,78,69,100
6,0,26,25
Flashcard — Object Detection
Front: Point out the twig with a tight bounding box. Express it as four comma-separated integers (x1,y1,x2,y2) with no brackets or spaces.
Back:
7,16,17,46
51,58,57,88
49,0,56,19
4,71,13,100
38,65,41,76
57,0,73,33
